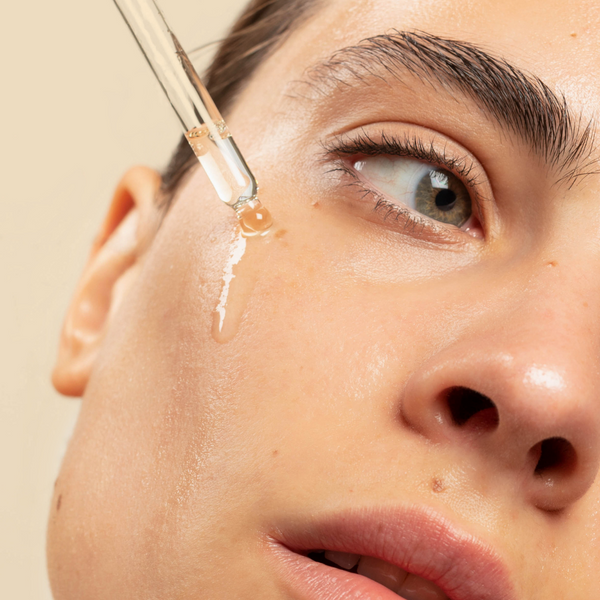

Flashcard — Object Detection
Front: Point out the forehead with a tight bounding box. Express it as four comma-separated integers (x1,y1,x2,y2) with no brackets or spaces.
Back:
267,0,600,111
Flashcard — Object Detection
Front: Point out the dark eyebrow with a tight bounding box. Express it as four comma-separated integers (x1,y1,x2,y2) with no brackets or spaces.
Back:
302,30,597,188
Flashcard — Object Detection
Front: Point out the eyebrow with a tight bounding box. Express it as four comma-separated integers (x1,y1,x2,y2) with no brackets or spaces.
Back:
301,30,597,188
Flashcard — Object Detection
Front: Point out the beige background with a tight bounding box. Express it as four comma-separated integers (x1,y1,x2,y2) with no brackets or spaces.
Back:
1,0,246,597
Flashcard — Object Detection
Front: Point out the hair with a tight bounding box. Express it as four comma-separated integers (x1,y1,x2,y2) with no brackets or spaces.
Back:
159,0,318,211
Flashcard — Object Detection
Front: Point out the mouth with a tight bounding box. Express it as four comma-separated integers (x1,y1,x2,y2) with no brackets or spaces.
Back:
308,549,450,599
267,505,517,600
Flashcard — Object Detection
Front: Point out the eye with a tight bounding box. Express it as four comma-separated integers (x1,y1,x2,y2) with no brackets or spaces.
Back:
323,127,489,242
353,156,472,227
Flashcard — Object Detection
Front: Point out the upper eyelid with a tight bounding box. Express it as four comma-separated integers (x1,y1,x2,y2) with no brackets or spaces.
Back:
323,129,486,202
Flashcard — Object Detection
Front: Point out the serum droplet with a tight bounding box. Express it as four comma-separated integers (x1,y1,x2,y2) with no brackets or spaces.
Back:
236,199,273,236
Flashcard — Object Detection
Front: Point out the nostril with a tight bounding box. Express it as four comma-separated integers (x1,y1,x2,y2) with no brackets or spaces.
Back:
446,387,499,432
532,437,577,477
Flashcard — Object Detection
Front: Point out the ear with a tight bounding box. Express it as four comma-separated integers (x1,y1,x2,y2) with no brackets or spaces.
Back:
52,166,162,397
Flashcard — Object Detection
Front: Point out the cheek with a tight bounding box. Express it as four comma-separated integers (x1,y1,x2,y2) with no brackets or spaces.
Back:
211,204,478,486
45,161,502,597
46,186,246,595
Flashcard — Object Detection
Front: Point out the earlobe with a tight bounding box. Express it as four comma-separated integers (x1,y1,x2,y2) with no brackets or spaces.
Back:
52,166,162,397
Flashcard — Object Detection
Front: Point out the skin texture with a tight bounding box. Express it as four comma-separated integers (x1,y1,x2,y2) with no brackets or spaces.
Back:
48,0,600,598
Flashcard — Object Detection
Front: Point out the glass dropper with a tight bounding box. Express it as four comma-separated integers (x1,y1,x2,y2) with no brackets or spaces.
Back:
112,0,273,236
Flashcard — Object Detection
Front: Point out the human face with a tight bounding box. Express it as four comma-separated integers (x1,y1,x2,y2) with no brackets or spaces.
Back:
48,0,600,598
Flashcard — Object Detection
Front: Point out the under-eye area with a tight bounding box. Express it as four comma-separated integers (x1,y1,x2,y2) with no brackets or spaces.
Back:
307,550,449,599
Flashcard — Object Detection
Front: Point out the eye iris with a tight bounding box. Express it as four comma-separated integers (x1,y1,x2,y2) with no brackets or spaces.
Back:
415,169,471,226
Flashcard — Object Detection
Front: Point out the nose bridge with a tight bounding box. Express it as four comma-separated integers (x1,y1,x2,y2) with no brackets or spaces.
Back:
400,257,600,511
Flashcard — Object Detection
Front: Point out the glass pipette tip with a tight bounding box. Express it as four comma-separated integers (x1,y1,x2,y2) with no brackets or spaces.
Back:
112,0,273,236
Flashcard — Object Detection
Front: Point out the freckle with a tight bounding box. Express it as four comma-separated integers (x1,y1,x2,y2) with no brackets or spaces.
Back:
584,302,589,308
272,450,279,457
432,478,445,493
275,228,288,239
570,31,577,37
56,495,62,511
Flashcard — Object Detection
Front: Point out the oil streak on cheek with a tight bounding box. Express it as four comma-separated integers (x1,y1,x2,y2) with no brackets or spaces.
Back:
212,228,268,343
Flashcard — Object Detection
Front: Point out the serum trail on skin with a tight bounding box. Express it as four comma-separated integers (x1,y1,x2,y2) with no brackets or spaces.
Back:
212,230,267,344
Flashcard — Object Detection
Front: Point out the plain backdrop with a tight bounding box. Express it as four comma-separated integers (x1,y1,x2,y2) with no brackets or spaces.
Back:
1,0,247,597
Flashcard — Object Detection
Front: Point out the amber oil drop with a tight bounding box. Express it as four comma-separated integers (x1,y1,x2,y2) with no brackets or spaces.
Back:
235,199,273,236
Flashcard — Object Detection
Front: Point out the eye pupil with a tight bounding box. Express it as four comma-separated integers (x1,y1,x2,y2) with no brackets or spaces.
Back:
435,188,457,211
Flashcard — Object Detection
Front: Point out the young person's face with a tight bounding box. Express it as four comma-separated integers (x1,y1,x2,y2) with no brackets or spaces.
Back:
48,1,600,598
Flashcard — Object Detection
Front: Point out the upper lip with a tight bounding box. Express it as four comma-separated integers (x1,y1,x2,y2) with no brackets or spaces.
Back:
269,503,517,600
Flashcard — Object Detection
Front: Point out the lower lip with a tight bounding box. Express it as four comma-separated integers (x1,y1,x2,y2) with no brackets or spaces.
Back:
268,543,408,600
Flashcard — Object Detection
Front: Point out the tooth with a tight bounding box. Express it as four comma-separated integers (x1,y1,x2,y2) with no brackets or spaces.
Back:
399,573,448,600
324,550,360,570
357,556,409,593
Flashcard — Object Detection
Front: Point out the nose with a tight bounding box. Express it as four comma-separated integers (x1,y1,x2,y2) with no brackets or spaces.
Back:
401,324,600,511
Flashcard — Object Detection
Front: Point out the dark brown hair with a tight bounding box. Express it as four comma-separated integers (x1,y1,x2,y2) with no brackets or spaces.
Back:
159,0,318,211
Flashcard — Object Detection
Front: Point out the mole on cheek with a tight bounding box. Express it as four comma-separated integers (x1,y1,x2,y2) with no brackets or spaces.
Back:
432,478,445,493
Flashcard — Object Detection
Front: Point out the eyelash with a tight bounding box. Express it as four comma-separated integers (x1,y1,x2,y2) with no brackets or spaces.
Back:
323,129,484,233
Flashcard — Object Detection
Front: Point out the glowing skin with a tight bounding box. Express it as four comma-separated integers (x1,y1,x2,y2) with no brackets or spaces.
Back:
49,1,600,599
